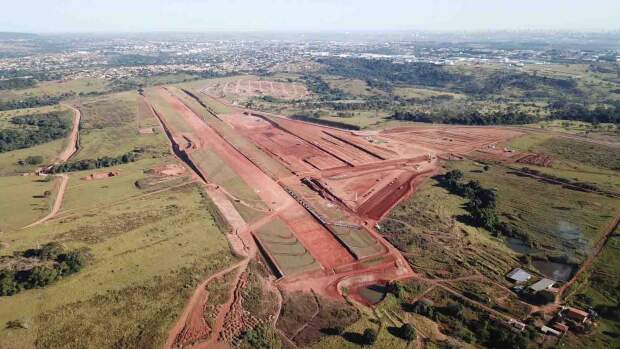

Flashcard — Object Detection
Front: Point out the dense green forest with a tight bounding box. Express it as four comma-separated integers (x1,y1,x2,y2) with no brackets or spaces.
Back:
0,111,70,153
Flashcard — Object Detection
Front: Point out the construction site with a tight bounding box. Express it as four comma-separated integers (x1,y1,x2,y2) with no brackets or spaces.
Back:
136,84,532,348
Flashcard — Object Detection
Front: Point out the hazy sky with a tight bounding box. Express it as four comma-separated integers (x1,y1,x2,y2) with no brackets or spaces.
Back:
2,0,620,33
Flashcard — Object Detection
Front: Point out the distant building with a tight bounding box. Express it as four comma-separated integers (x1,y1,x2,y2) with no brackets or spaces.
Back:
529,278,556,292
506,268,532,283
564,307,589,323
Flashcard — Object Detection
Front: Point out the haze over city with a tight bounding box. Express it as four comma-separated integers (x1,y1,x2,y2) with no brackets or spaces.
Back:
1,0,620,33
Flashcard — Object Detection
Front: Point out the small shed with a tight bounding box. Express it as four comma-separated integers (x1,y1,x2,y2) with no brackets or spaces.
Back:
541,325,562,336
506,268,532,283
529,278,555,292
552,322,569,333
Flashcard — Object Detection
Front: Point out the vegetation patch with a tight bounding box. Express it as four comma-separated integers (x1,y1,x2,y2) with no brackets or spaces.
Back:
50,149,141,173
0,111,71,153
0,242,86,296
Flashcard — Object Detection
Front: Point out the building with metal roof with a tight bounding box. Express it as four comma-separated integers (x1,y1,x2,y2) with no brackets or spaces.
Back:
529,278,556,292
506,268,532,283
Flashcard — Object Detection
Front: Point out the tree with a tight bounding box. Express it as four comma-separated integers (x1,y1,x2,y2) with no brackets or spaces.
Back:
0,272,19,296
57,251,86,274
399,323,416,341
387,281,404,298
26,266,58,288
362,328,378,346
444,303,465,320
534,290,556,305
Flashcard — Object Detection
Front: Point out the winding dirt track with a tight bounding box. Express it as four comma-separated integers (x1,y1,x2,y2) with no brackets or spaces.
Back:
164,261,246,349
22,104,81,229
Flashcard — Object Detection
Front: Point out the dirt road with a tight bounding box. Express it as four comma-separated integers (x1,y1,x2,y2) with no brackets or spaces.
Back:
22,104,81,229
22,174,69,229
56,104,81,163
164,259,248,349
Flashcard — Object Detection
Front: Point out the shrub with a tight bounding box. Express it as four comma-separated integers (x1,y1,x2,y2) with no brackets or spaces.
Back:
25,155,44,165
241,325,282,349
39,242,64,260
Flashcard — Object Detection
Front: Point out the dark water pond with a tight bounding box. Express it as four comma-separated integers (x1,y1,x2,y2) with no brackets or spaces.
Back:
532,260,574,282
358,284,387,304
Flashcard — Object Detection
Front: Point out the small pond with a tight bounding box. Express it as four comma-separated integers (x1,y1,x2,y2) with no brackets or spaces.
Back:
357,284,387,305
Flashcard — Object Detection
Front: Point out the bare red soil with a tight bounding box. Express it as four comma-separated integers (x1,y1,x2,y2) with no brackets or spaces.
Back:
147,85,527,347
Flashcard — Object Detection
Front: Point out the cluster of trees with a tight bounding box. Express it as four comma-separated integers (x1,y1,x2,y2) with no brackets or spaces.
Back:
547,100,620,124
320,58,466,91
391,108,537,125
301,75,347,100
0,77,37,90
0,112,70,153
0,93,73,111
439,169,500,232
0,242,86,296
462,71,578,96
50,150,140,173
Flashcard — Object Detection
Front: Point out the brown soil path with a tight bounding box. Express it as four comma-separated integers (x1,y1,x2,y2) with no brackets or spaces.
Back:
56,104,81,163
22,174,69,229
164,261,246,349
22,104,81,229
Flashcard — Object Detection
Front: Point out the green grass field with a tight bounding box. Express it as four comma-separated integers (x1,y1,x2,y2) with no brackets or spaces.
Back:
0,181,235,348
0,79,109,103
75,91,169,161
448,160,618,262
508,133,620,192
0,175,58,231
